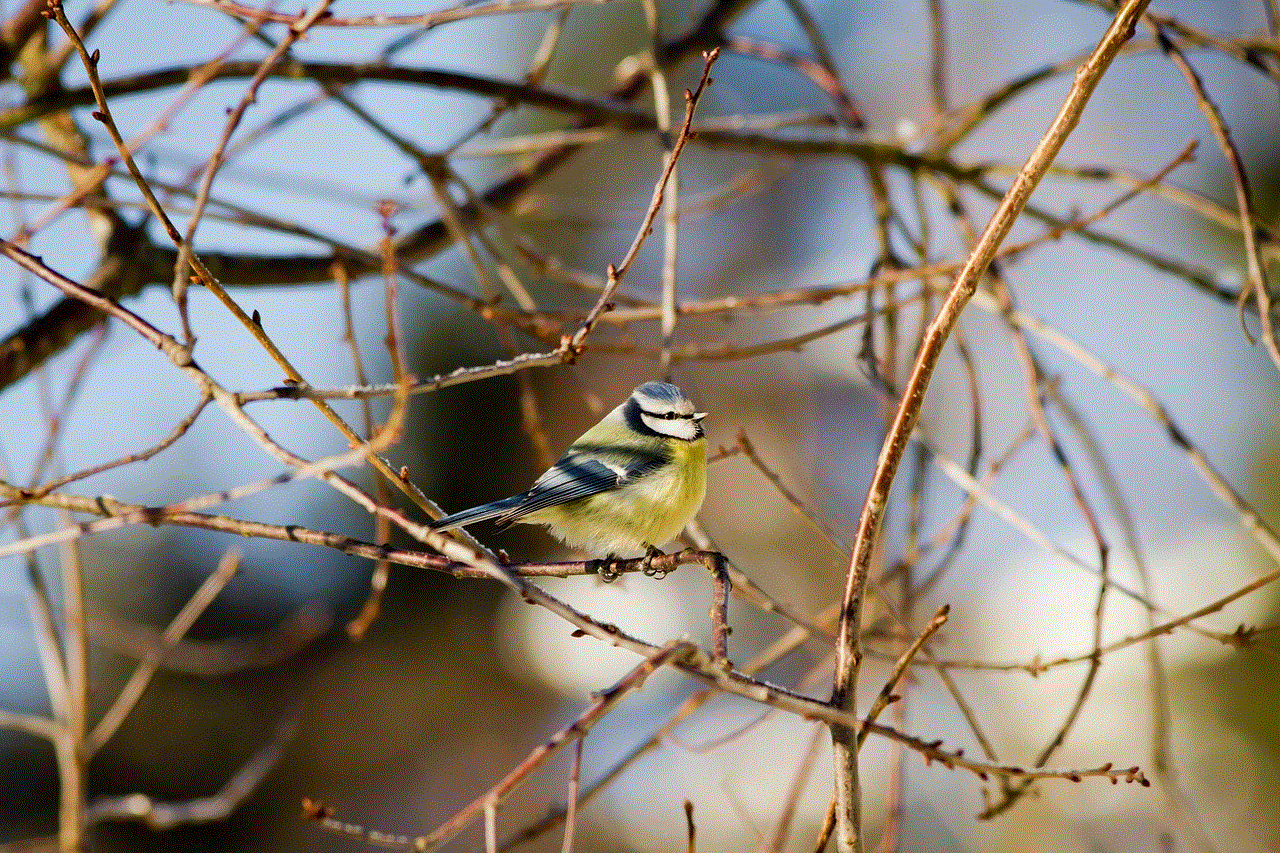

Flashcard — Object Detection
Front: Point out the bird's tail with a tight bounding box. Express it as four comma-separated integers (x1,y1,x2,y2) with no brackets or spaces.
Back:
429,493,527,531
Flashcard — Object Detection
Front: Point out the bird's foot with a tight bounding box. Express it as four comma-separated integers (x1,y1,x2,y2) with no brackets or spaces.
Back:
593,554,622,582
641,544,667,578
591,546,668,581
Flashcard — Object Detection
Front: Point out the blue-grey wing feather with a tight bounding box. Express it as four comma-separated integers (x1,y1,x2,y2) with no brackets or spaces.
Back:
500,456,624,520
432,450,667,531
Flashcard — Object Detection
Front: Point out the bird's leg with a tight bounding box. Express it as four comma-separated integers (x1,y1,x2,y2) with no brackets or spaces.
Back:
641,544,666,578
592,546,667,581
593,554,622,582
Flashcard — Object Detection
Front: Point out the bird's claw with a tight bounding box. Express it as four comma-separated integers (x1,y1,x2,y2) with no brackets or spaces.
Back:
593,555,621,582
592,546,667,581
641,544,667,579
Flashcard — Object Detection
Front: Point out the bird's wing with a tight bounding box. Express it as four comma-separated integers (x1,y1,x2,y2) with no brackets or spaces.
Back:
499,451,666,523
430,451,668,531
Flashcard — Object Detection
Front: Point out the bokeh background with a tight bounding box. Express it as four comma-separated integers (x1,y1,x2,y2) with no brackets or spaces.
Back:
2,1,1278,851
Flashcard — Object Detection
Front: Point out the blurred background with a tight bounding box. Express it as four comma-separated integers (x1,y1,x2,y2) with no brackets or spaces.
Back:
1,1,1278,851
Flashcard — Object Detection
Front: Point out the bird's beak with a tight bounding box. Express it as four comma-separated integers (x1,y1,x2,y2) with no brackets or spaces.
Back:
694,411,708,422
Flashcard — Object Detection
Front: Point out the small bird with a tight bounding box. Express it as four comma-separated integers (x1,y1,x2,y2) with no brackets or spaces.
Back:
430,382,707,569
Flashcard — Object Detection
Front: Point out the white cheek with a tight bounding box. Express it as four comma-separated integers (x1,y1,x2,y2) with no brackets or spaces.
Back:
640,412,700,440
673,423,699,441
639,413,667,435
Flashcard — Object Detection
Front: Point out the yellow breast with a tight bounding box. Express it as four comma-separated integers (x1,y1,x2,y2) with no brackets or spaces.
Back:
533,437,706,557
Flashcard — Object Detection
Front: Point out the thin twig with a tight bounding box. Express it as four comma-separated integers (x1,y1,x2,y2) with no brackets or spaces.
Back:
306,642,695,852
85,699,303,830
85,550,243,754
1145,17,1276,370
566,48,721,359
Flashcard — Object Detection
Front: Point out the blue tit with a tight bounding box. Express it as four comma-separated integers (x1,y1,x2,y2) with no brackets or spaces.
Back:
430,381,707,561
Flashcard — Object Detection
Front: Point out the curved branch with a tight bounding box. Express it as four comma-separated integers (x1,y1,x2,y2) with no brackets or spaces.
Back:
0,60,657,131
